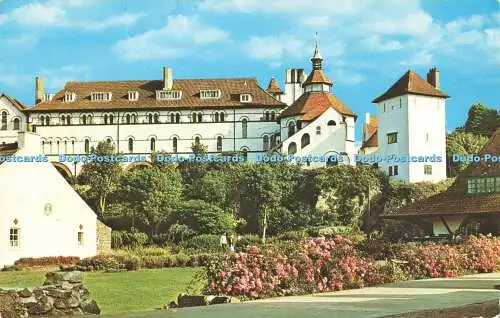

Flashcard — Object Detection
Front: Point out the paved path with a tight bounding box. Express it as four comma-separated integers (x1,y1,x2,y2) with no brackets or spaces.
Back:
107,273,500,318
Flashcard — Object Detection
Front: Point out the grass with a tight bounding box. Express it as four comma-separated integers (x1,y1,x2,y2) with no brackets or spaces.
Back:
0,267,200,315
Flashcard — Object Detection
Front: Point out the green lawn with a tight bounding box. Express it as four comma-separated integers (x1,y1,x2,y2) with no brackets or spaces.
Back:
0,267,200,315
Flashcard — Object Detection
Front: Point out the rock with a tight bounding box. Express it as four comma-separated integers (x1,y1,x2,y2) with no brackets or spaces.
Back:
17,288,32,298
0,291,28,318
78,287,90,300
44,286,72,299
209,296,241,305
177,294,210,307
81,299,101,314
32,288,46,299
50,308,69,316
26,298,53,315
19,296,37,305
68,294,80,308
62,281,75,290
55,271,84,283
54,298,68,310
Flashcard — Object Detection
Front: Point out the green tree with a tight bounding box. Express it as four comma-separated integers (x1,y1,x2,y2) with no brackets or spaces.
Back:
463,102,499,136
446,131,489,175
121,165,182,237
77,141,123,215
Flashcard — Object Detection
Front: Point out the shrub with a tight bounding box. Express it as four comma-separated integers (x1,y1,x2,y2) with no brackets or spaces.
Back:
277,231,308,242
77,255,123,271
234,234,262,251
112,230,149,248
180,234,221,252
14,256,80,268
460,235,500,273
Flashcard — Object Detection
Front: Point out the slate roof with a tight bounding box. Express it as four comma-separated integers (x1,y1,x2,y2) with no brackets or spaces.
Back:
266,77,284,94
279,91,356,121
383,128,500,218
30,78,286,112
372,70,449,103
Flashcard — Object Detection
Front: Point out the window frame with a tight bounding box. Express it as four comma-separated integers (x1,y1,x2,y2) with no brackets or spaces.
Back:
9,227,20,248
387,132,398,144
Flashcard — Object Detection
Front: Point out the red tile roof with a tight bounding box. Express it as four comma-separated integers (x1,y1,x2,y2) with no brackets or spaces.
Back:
266,77,284,94
372,70,449,103
279,91,356,121
30,78,285,112
361,117,378,149
383,128,500,218
302,70,333,87
1,94,27,111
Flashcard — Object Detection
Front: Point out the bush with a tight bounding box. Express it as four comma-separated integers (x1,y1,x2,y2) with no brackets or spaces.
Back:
234,234,261,251
180,234,221,252
277,231,307,242
112,230,149,248
460,235,500,273
77,255,124,271
14,256,80,268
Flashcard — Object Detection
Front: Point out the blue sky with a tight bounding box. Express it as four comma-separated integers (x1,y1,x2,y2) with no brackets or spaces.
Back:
0,0,499,139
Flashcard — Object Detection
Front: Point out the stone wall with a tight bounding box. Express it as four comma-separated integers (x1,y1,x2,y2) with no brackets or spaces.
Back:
96,220,112,254
0,271,100,317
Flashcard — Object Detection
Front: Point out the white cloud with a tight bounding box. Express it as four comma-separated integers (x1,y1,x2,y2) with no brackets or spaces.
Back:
399,50,433,66
112,15,230,60
0,73,31,88
40,65,90,90
362,35,404,51
1,1,141,30
359,10,434,36
300,16,331,29
244,35,305,61
485,28,500,64
332,69,366,85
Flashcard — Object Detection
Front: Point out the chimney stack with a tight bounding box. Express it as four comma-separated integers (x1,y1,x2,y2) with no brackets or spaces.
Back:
35,76,44,104
426,67,440,90
163,67,173,90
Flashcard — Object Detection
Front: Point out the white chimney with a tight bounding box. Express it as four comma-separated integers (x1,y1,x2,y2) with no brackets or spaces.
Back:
35,76,44,104
163,67,173,90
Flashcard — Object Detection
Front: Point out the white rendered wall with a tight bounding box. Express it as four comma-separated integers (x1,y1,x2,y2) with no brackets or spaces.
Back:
0,133,97,267
0,96,27,144
432,215,466,236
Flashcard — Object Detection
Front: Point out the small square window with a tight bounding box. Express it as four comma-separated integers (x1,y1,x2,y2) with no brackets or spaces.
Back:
424,165,432,175
387,132,398,144
316,126,321,135
394,165,399,176
388,166,393,176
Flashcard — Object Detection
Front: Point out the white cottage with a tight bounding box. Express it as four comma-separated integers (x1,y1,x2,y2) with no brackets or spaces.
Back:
0,132,98,267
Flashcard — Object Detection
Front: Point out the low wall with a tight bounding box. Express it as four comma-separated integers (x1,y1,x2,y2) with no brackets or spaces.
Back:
0,270,100,317
97,220,112,254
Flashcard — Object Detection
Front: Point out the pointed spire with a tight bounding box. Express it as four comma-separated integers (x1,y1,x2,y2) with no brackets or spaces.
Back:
311,32,323,70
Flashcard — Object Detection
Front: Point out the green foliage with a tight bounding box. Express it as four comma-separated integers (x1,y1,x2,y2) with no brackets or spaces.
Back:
14,256,80,268
463,102,499,136
111,230,149,248
446,130,489,175
167,223,196,243
120,165,182,236
180,234,221,252
77,141,123,214
171,200,237,235
315,165,382,228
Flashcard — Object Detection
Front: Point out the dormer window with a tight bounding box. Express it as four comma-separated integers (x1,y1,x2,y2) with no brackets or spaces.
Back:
200,89,221,99
64,92,76,103
43,93,55,102
91,92,112,102
156,90,182,100
240,94,252,103
128,91,139,101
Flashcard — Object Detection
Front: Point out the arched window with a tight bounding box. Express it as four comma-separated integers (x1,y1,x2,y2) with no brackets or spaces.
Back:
242,119,248,139
82,115,87,125
175,113,180,123
301,133,310,149
128,138,134,153
217,136,223,152
106,138,112,144
288,142,297,154
288,121,296,138
104,114,108,125
220,112,225,122
195,136,200,146
61,115,66,125
150,138,156,152
131,114,136,124
45,116,50,126
1,111,7,130
49,141,53,154
173,137,178,153
71,140,75,154
265,111,270,121
154,113,159,123
327,120,336,126
263,135,269,150
148,113,153,124
197,113,202,122
13,118,20,130
56,140,60,154
64,140,68,153
84,139,90,153
270,111,276,121
241,148,248,161
41,140,45,153
109,114,114,124
270,135,276,148
170,113,175,123
214,112,219,122
66,115,71,125
126,114,131,124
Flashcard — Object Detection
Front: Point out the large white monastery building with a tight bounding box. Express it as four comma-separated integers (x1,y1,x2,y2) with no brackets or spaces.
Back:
0,42,449,183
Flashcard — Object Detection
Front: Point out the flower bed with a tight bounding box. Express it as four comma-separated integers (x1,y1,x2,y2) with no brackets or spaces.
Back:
204,235,500,299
